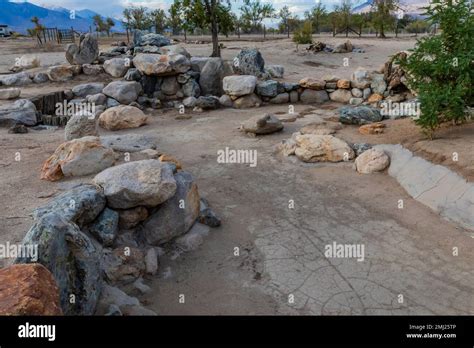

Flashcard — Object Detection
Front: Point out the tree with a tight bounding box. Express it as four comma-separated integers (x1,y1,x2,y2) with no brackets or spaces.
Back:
306,2,327,34
240,0,275,33
27,16,45,44
371,0,398,38
405,19,429,36
399,0,474,138
177,0,233,57
151,9,167,34
92,15,115,36
123,6,153,30
335,0,354,37
293,21,313,47
279,6,292,38
105,18,115,36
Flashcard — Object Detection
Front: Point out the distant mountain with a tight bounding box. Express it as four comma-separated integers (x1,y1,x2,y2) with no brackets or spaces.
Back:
353,0,430,15
0,0,124,34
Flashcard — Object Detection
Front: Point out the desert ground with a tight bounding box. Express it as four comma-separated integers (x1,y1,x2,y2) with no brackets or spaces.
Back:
0,34,473,315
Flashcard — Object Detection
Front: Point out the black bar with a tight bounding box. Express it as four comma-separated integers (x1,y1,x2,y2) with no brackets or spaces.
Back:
0,316,473,346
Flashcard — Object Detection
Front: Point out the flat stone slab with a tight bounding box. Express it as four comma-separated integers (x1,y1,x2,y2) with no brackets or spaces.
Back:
100,134,157,152
374,144,474,231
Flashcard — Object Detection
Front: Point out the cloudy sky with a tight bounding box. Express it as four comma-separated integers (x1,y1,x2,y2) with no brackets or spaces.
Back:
27,0,350,20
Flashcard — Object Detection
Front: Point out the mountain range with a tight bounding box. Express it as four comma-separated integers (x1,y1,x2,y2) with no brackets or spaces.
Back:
0,0,124,34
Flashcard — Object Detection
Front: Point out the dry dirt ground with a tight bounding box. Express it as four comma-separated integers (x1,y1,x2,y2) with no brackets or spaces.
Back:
0,36,473,315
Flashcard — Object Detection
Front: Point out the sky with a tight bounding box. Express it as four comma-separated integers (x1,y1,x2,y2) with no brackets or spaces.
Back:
26,0,350,21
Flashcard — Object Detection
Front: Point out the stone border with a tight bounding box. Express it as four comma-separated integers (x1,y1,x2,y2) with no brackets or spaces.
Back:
374,144,474,232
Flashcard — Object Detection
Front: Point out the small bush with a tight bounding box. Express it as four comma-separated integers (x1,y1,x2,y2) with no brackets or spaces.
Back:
399,0,474,138
293,21,313,45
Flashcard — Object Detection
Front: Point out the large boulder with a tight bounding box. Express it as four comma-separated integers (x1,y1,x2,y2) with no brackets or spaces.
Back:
241,113,283,135
158,45,191,58
351,67,371,89
93,160,177,209
161,76,180,95
294,134,355,162
195,96,220,110
329,89,352,103
233,48,266,78
103,58,130,78
0,263,62,315
0,99,37,126
65,33,99,65
233,94,262,109
354,148,390,174
133,54,190,76
199,58,230,96
99,105,148,131
88,208,119,247
0,72,32,86
182,79,201,98
0,87,21,100
223,75,257,97
33,184,106,227
300,89,329,104
339,106,383,125
15,212,102,315
9,55,40,72
47,65,75,82
133,31,171,48
33,186,105,239
40,136,115,181
72,83,104,98
102,81,142,104
64,113,98,140
299,78,326,90
370,73,387,94
256,80,278,97
142,171,200,245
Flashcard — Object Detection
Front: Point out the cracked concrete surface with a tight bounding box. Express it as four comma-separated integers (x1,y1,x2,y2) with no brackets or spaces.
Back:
143,105,474,315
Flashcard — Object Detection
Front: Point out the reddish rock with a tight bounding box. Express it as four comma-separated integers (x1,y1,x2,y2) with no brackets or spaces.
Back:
0,263,62,315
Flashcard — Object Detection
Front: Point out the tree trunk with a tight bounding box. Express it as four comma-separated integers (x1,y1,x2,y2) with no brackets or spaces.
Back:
287,23,290,38
210,19,220,57
184,29,187,41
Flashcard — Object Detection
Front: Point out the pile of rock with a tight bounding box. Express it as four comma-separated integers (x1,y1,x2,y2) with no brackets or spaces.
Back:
11,159,221,315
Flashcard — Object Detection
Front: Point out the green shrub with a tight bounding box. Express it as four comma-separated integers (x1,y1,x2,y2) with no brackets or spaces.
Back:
293,21,313,45
399,0,474,138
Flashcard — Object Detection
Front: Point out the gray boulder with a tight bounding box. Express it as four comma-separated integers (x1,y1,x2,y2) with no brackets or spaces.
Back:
93,160,177,209
256,80,278,97
15,212,101,315
142,171,200,245
88,208,119,247
103,58,130,78
182,79,201,98
65,34,99,65
0,72,32,86
199,58,230,96
0,99,37,127
241,113,284,135
72,83,104,98
133,31,171,47
266,65,284,78
300,90,329,104
223,75,257,97
133,53,190,76
64,114,98,140
33,184,106,227
33,72,49,83
103,81,142,105
339,106,383,125
233,48,266,78
195,96,220,110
